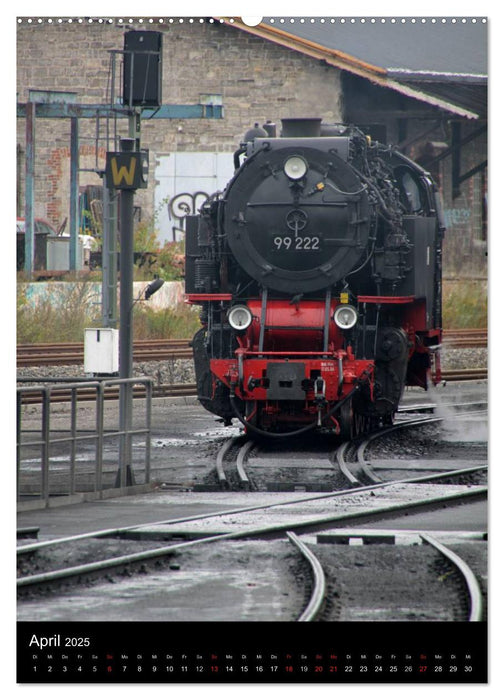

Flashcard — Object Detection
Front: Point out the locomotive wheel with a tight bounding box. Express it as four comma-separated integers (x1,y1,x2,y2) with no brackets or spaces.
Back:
354,413,381,435
376,327,409,362
380,412,394,427
373,365,403,416
192,328,237,422
337,400,355,440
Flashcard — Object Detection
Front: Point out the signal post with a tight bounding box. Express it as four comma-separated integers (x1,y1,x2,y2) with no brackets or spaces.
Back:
105,139,149,487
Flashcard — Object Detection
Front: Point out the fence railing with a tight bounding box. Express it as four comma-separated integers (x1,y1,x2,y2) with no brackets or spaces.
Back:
17,377,153,507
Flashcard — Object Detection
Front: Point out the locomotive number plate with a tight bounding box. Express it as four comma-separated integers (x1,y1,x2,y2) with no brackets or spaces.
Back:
271,235,322,252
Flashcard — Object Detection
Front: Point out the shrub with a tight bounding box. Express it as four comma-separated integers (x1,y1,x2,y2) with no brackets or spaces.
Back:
17,281,200,343
17,281,101,343
442,279,487,329
132,303,200,340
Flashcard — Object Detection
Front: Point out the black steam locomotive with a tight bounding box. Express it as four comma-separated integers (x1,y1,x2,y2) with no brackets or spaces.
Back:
185,118,444,438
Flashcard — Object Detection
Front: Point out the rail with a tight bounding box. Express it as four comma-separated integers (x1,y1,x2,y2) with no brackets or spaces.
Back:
287,531,327,622
442,329,488,348
18,381,196,405
17,377,153,507
420,533,484,622
17,485,487,595
17,338,192,366
15,328,488,366
17,369,487,408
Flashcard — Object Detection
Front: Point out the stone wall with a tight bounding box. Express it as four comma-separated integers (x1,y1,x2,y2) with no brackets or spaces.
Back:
17,18,487,277
16,19,343,228
407,124,487,278
437,127,487,277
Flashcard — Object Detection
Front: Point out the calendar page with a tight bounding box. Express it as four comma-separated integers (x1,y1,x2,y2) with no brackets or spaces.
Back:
15,7,489,688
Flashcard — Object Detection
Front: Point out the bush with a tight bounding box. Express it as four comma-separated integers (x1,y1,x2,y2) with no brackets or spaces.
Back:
132,207,185,282
18,276,486,345
442,279,487,329
132,303,200,340
154,241,185,281
17,281,200,343
17,282,101,343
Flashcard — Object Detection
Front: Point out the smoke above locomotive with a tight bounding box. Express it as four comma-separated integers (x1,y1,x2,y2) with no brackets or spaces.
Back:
185,118,444,438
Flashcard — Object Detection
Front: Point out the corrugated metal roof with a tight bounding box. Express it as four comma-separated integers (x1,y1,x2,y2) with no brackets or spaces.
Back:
262,18,487,77
400,81,488,119
224,17,487,119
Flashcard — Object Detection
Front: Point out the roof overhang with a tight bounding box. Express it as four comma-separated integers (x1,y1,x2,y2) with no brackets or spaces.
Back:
221,18,482,120
386,70,487,85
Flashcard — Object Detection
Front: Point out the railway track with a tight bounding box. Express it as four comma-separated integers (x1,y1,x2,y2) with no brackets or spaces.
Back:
16,370,487,406
442,328,488,348
339,411,488,488
16,338,193,367
17,405,488,544
16,469,489,563
209,405,487,492
17,478,486,622
17,406,487,622
16,328,486,367
17,405,488,551
18,381,197,405
309,528,484,622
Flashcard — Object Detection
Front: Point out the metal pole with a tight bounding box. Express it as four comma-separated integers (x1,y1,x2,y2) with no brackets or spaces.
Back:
131,109,141,151
145,380,152,484
101,181,111,326
117,138,136,487
70,388,77,494
16,392,22,500
101,182,118,328
24,101,35,275
69,117,79,271
41,387,51,506
96,383,104,493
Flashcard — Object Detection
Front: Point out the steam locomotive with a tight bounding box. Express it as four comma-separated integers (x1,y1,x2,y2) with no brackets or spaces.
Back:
185,118,444,438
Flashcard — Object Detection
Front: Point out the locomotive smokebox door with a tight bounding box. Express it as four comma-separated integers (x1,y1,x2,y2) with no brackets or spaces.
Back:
267,363,306,400
223,144,371,293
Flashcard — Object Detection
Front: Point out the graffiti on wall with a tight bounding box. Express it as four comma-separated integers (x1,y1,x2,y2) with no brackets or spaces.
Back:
443,193,472,229
167,191,211,241
154,152,234,244
444,207,471,228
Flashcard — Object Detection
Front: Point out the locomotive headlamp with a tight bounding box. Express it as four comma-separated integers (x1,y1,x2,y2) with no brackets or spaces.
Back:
228,305,253,331
284,155,308,181
334,305,358,330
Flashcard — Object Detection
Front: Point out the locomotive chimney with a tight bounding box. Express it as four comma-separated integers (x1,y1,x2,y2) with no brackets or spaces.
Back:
243,122,268,142
262,120,277,137
281,118,322,137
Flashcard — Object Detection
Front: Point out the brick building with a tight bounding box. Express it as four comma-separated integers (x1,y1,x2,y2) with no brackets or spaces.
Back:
16,16,487,275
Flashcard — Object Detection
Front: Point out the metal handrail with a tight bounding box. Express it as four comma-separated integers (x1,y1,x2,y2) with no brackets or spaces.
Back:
17,377,153,506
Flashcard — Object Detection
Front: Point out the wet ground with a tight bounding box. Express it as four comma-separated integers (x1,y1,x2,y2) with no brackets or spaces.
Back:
17,381,488,623
17,380,488,494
